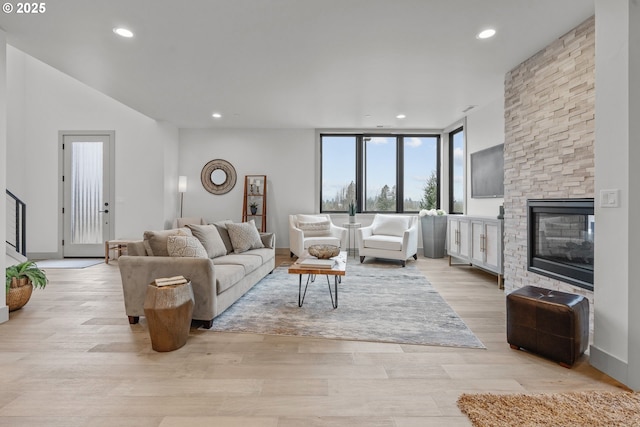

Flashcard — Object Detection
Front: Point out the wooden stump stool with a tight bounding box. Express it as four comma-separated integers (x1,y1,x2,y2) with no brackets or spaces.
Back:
143,281,194,352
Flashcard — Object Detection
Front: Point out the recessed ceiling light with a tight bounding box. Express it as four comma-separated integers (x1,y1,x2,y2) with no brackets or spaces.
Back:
212,113,222,119
396,114,406,119
477,28,496,39
113,27,134,38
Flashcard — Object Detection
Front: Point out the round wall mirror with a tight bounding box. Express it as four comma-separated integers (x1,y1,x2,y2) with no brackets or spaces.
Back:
201,159,237,195
211,169,227,186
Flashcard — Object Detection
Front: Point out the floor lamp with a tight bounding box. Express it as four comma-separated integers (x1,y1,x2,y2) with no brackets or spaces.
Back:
178,176,187,217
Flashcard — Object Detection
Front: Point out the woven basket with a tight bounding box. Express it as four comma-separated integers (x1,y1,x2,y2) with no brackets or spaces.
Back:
7,278,33,312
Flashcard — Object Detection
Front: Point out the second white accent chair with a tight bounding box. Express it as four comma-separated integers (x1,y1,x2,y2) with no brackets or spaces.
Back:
356,214,419,267
289,214,348,258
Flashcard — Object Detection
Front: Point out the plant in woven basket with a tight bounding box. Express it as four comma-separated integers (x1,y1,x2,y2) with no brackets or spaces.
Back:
6,261,48,312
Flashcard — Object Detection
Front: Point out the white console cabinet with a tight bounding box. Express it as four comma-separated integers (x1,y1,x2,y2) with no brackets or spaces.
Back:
447,215,504,288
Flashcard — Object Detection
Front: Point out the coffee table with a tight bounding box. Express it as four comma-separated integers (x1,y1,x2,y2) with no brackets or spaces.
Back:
288,251,347,308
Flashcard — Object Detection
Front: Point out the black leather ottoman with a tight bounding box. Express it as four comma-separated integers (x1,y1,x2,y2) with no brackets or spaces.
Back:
507,285,589,367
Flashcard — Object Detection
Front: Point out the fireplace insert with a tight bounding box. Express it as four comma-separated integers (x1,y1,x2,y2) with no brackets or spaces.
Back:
527,199,594,290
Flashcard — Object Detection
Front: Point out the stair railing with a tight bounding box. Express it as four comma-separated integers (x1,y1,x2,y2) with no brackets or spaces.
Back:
5,190,26,256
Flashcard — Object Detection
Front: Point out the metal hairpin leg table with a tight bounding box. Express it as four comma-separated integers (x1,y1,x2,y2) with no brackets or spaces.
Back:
288,251,347,309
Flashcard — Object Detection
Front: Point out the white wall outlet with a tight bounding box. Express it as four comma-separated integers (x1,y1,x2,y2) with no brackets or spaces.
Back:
599,189,620,208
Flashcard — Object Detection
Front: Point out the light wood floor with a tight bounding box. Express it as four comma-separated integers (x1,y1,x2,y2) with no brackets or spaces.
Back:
0,254,627,426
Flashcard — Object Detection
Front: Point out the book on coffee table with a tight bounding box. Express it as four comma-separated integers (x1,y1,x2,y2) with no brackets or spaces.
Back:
297,258,336,269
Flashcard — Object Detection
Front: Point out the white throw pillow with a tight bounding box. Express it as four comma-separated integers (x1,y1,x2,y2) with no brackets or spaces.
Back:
298,220,331,237
167,235,208,258
372,215,411,237
296,214,326,225
227,219,265,253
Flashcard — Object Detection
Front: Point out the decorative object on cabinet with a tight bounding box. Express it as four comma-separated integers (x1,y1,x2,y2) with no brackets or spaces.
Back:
447,215,504,288
242,175,267,232
201,159,237,195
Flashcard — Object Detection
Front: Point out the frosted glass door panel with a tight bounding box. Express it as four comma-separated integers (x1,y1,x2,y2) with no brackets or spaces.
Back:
71,142,103,244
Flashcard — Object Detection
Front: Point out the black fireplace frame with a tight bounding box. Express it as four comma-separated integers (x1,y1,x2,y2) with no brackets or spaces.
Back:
527,198,594,291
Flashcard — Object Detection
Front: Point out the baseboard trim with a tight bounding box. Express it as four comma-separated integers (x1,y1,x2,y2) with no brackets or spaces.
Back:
26,252,61,260
590,344,629,386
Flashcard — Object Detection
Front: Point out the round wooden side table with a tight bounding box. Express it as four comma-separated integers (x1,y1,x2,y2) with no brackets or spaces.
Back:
143,281,194,352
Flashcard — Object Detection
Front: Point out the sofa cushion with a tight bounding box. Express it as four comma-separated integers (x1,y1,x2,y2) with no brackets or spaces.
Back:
244,247,276,264
212,220,234,254
298,220,331,237
227,220,265,253
363,235,403,251
167,235,208,258
143,228,193,256
214,264,246,294
213,253,263,274
187,224,227,258
372,215,410,237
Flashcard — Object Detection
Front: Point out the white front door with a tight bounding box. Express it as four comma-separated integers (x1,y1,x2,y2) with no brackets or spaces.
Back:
62,133,113,257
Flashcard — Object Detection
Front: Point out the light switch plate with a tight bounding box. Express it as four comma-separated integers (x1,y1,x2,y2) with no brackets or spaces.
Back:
600,189,620,208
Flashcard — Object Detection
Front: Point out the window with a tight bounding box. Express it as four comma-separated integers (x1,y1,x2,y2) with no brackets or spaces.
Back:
320,135,356,211
449,127,465,214
364,136,396,212
320,134,440,213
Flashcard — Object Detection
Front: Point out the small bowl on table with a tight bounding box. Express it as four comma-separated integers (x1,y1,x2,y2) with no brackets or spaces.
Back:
308,244,340,259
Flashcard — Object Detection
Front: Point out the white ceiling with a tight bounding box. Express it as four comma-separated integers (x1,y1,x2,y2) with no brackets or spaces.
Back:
0,0,595,129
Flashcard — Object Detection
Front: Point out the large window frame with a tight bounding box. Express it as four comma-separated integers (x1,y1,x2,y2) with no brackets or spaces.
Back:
320,133,440,214
449,126,465,214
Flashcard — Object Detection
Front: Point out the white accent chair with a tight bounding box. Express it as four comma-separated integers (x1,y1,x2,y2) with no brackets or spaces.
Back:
357,214,419,267
289,214,348,258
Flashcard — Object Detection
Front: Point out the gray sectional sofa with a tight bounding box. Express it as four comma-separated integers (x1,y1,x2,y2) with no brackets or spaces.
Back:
118,222,275,328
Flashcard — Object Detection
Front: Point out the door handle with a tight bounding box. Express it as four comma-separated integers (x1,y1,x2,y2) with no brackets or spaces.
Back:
99,210,109,213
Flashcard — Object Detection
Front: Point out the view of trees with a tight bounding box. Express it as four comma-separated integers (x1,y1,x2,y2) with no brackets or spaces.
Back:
322,171,438,212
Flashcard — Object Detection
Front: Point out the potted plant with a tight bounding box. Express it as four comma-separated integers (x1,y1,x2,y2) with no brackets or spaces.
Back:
348,200,356,223
250,201,259,215
5,261,48,312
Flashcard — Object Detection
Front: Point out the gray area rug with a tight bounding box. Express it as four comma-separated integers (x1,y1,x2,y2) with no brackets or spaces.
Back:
35,258,103,269
207,261,485,348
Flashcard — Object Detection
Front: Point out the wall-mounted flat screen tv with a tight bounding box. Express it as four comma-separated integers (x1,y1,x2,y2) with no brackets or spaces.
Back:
470,143,504,198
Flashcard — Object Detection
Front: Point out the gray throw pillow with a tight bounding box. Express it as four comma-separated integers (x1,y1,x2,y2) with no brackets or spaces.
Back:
143,228,193,256
212,220,234,254
167,235,208,258
186,224,227,258
227,219,265,253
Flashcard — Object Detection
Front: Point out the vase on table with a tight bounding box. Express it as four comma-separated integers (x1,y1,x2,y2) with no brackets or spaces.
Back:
421,215,447,258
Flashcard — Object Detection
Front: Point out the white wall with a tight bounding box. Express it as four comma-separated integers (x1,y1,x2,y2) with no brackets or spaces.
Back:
465,96,505,217
6,47,179,255
178,128,316,246
1,33,9,323
591,0,639,389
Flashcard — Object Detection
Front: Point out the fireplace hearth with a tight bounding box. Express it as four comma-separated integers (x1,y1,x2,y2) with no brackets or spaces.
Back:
527,199,594,291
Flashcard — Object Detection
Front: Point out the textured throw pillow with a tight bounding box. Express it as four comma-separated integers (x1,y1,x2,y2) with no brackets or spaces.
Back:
298,220,331,237
186,224,227,258
296,214,326,225
167,235,208,258
372,215,411,237
227,219,265,253
212,220,234,254
143,228,193,256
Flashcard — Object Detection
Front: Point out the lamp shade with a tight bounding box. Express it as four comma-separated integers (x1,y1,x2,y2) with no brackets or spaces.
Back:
178,176,187,193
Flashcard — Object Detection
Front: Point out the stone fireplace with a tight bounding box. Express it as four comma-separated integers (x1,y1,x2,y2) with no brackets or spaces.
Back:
503,16,595,299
